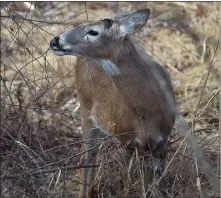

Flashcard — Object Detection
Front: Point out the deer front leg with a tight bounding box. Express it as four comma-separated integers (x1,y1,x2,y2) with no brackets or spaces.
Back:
78,114,110,198
78,118,96,198
147,135,168,183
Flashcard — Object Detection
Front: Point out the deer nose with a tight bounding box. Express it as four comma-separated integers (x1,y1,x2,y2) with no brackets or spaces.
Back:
50,36,60,49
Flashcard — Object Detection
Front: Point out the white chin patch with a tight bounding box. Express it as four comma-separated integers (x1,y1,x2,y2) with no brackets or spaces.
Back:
99,60,120,76
53,50,66,56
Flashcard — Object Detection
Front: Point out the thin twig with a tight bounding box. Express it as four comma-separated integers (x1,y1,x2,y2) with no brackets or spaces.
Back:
195,157,204,198
195,87,221,121
84,2,88,20
218,2,221,181
192,40,219,128
0,11,86,26
2,164,103,180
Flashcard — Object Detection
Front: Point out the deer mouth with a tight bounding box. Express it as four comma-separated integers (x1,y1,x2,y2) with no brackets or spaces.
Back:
51,48,71,56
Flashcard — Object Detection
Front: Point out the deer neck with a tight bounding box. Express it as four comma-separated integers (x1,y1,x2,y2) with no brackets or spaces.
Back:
107,35,157,81
102,35,165,117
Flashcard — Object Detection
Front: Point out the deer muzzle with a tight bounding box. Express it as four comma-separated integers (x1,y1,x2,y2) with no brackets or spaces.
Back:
50,36,72,56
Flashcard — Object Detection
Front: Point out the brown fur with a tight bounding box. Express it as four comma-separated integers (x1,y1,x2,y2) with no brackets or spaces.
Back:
75,35,176,198
76,36,175,150
76,57,136,144
50,9,176,197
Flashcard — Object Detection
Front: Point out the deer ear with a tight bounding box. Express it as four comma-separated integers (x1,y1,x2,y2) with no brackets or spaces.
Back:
119,9,150,35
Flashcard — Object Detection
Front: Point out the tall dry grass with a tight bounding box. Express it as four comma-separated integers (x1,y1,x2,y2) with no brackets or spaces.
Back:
1,2,220,197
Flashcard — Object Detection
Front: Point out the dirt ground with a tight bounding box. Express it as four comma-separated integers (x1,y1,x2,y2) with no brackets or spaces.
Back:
1,2,220,198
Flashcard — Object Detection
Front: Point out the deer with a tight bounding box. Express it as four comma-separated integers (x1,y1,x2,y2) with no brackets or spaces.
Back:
50,8,176,198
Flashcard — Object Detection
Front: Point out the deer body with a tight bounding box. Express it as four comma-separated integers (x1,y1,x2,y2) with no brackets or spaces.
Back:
76,58,133,141
50,9,176,198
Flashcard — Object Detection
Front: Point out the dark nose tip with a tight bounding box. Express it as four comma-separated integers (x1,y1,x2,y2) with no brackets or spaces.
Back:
50,36,59,49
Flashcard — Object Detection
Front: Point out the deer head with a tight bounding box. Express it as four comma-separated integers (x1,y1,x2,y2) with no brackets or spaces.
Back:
50,9,150,59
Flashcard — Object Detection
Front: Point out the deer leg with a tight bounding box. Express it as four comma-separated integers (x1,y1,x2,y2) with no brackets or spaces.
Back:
78,120,92,198
79,115,110,198
148,135,168,179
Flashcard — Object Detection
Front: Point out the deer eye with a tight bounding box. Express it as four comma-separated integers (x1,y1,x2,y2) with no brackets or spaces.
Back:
87,30,99,36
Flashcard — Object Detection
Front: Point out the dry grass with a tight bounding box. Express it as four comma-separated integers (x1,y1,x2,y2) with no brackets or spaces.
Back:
1,2,220,198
